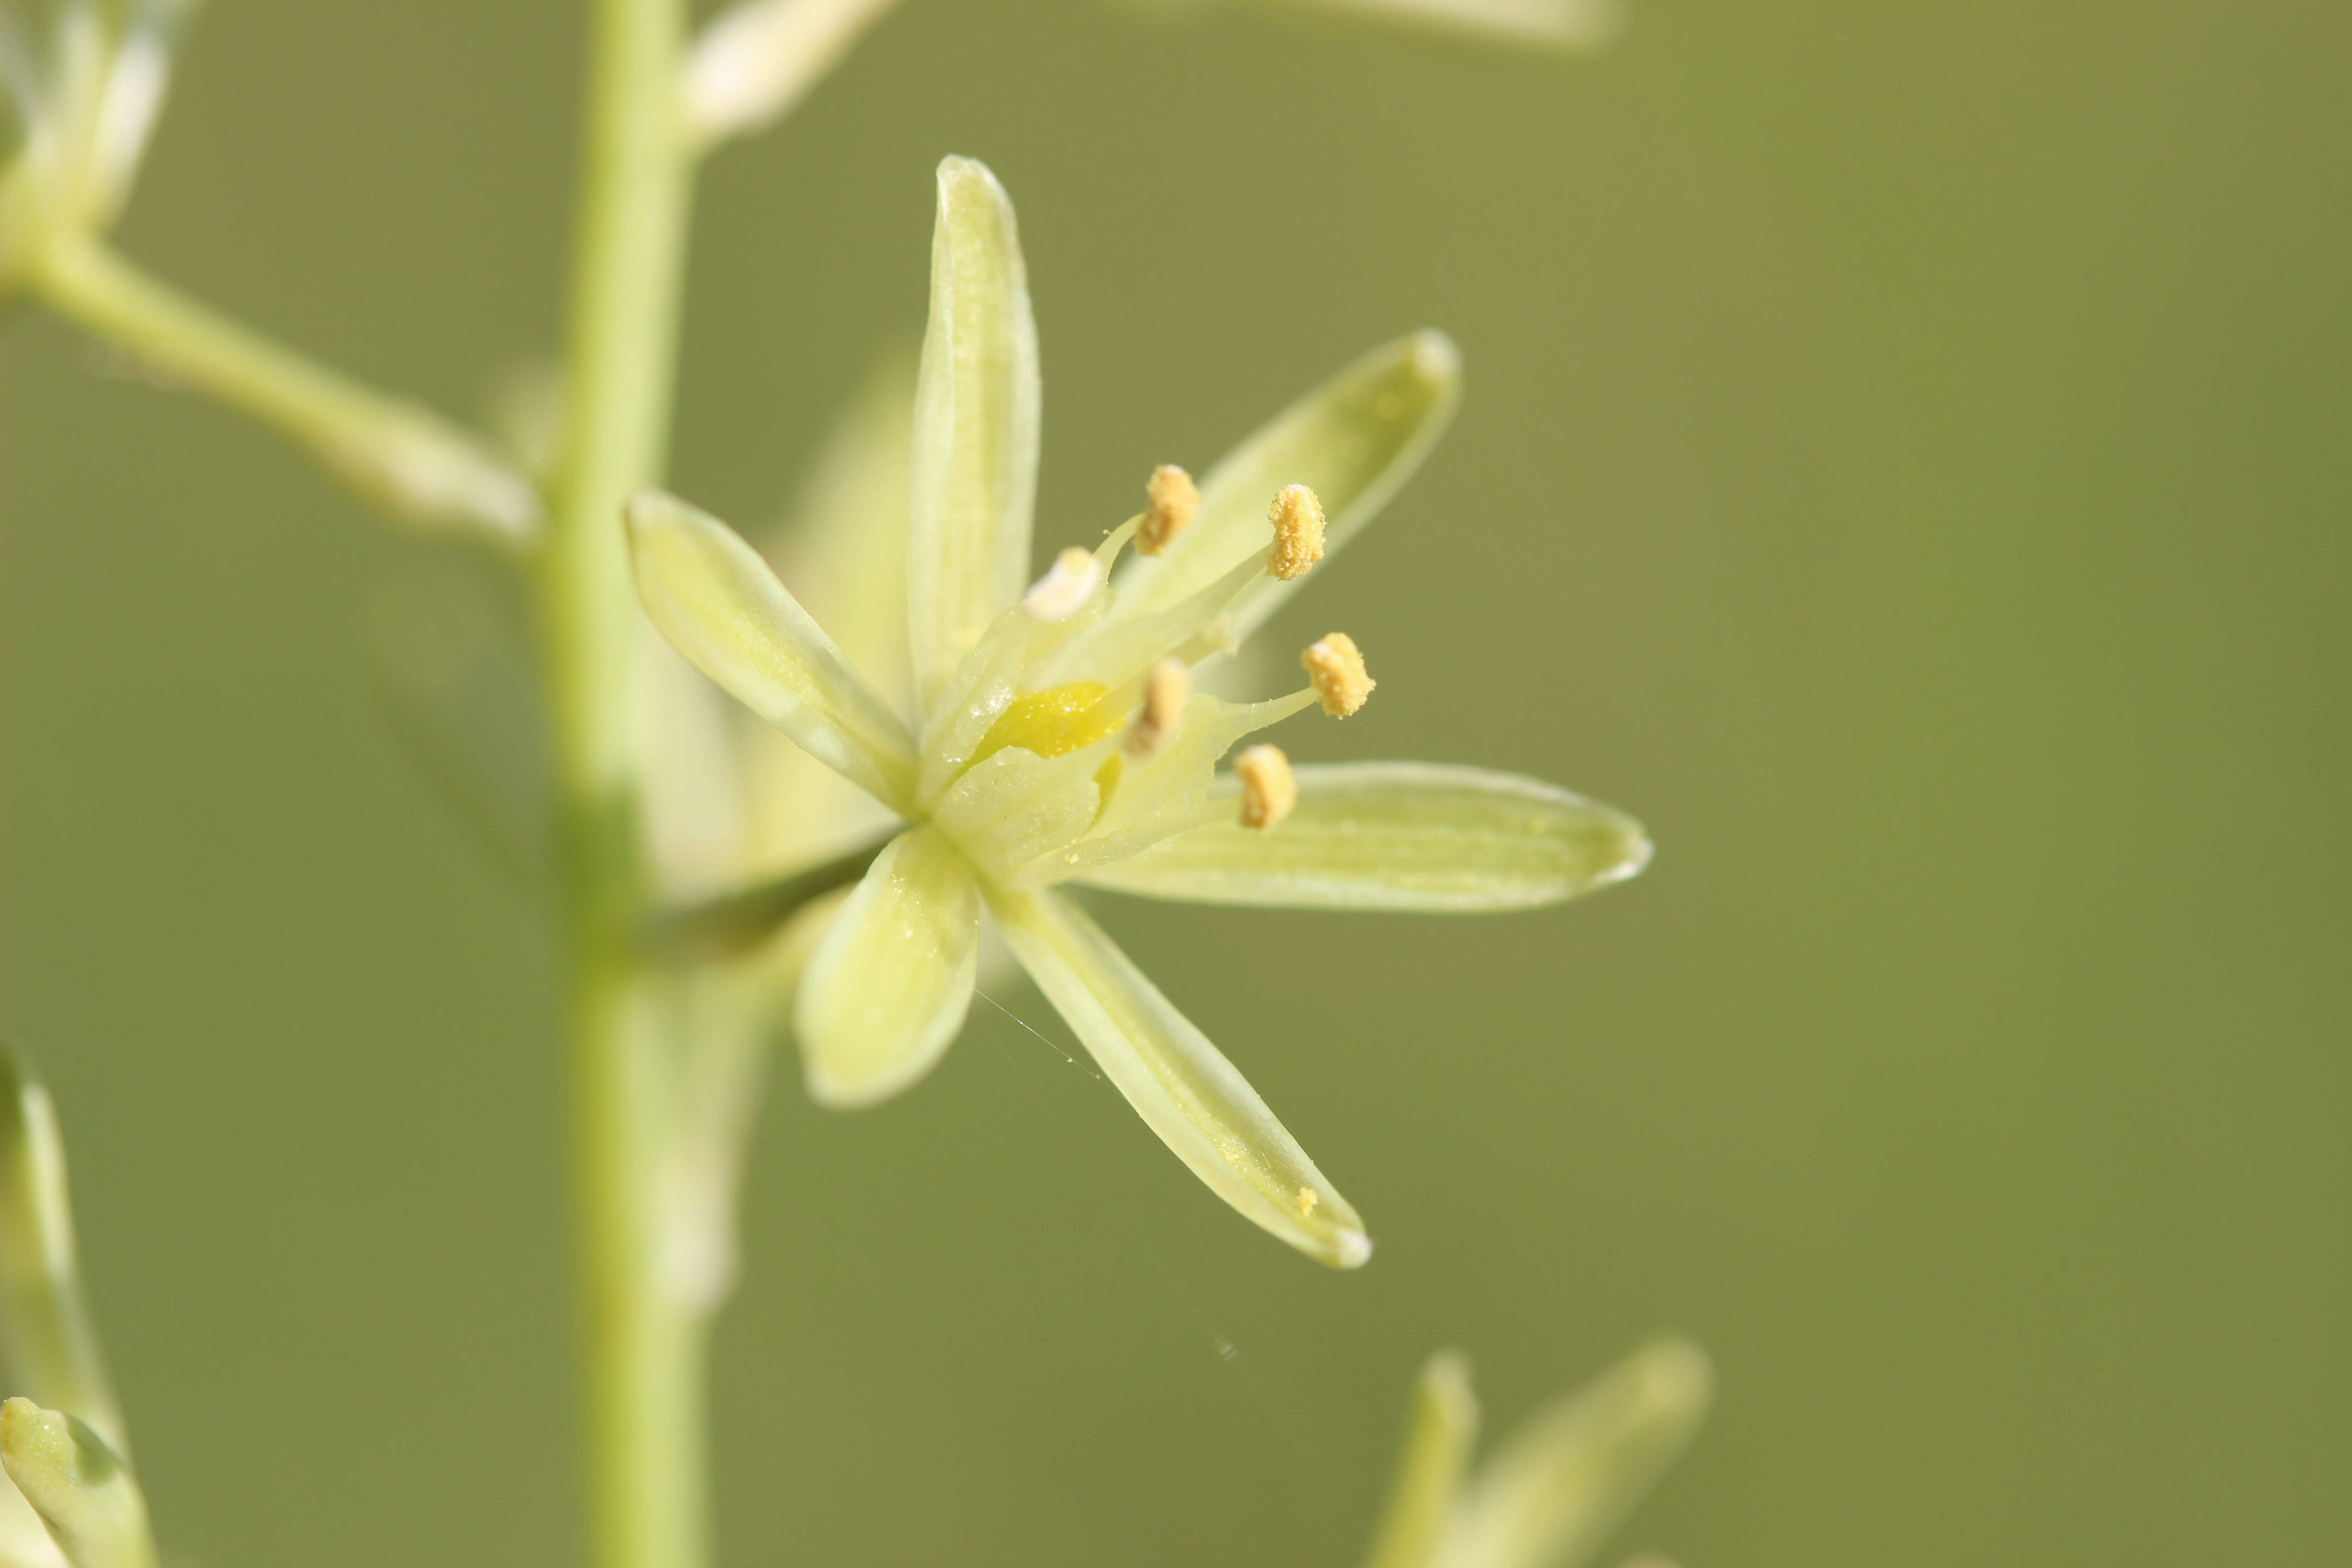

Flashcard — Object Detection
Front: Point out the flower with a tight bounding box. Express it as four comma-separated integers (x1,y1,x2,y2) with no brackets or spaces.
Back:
1362,1341,1710,1568
627,156,1651,1267
0,0,187,290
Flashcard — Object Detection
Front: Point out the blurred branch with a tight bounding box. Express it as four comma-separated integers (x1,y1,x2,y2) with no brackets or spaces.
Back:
28,235,541,545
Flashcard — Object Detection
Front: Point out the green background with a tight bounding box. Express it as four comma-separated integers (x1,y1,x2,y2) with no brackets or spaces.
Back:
4,0,2347,1563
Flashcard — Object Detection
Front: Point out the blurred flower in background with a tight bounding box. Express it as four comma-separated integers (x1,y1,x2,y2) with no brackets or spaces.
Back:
0,0,186,291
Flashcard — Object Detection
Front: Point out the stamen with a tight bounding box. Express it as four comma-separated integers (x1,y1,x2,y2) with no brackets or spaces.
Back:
1139,465,1198,556
1266,484,1326,580
1093,514,1142,568
1296,1186,1319,1216
1302,632,1376,717
1022,546,1102,620
1236,744,1297,832
1125,658,1190,757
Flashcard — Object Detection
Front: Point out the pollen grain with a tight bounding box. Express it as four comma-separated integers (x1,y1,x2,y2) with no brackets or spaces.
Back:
1266,484,1326,580
1139,464,1198,556
1237,744,1297,832
1302,632,1375,717
1127,657,1190,757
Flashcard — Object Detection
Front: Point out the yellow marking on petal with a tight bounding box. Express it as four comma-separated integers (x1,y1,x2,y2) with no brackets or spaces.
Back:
1297,1186,1319,1216
1139,464,1198,556
1302,632,1376,717
1126,658,1190,757
1237,744,1297,831
1022,546,1102,620
969,681,1120,769
1266,483,1326,580
1093,751,1124,808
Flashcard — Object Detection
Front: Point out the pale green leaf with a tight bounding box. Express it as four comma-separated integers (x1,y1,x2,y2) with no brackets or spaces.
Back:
795,827,980,1107
1079,762,1650,911
627,488,917,813
1364,1350,1482,1568
908,156,1039,715
1112,332,1460,641
0,1403,152,1568
986,886,1371,1267
1436,1340,1711,1568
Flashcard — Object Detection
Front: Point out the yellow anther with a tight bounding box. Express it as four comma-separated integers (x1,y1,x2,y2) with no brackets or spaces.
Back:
1022,546,1102,620
1139,464,1198,556
1266,484,1326,580
1302,632,1375,717
1236,744,1297,832
1126,658,1190,757
970,681,1120,768
1297,1186,1319,1216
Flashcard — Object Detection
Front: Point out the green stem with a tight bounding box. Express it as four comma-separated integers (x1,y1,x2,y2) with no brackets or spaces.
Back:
540,0,698,1563
28,234,538,544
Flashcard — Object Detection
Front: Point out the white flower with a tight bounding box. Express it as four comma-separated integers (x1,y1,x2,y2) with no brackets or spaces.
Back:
0,0,186,289
628,157,1650,1267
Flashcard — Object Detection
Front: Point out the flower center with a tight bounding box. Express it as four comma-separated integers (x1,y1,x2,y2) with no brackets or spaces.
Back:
968,680,1122,767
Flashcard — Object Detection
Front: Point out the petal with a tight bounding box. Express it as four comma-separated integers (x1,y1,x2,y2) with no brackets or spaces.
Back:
762,350,918,722
1078,762,1649,911
908,156,1041,716
0,1401,154,1568
627,489,917,813
1111,332,1460,642
0,1049,124,1455
1436,1340,1711,1568
795,827,980,1107
985,886,1371,1267
1364,1351,1483,1568
1273,0,1625,53
681,0,905,150
743,354,920,873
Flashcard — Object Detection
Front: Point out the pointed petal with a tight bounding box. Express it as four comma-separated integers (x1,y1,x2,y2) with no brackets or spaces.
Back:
985,886,1370,1267
795,827,980,1107
627,489,917,813
762,351,918,721
743,353,920,874
1364,1351,1482,1568
1436,1340,1711,1568
0,1402,153,1568
1079,763,1649,911
1112,332,1460,640
682,0,906,150
0,1049,124,1456
908,156,1040,715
